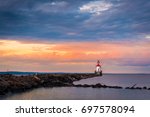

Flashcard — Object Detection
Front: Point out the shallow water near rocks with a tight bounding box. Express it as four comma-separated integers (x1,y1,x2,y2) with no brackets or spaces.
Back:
1,74,150,100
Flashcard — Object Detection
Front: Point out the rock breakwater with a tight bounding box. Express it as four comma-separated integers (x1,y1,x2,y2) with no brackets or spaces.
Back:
0,73,96,95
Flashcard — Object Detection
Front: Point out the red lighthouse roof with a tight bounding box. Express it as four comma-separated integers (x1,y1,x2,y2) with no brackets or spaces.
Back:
96,60,101,67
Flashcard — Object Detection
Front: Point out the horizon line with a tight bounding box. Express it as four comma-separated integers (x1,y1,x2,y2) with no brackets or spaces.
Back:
0,71,150,75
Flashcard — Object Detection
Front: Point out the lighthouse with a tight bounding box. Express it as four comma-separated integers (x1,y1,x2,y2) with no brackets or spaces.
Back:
95,60,102,76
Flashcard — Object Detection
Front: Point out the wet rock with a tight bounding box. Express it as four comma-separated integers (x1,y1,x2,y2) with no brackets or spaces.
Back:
125,86,149,90
74,84,123,89
74,84,83,87
143,87,147,89
135,87,142,90
82,84,91,87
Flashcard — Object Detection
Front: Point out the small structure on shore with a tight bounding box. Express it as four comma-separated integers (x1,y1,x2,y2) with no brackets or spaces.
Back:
95,60,102,76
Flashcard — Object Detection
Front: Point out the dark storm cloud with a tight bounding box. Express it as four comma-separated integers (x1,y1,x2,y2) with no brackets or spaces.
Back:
0,0,149,41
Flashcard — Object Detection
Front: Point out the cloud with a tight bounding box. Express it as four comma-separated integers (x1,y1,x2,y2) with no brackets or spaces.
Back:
0,39,150,73
145,35,150,39
34,1,69,13
79,1,112,15
118,58,150,67
0,0,150,43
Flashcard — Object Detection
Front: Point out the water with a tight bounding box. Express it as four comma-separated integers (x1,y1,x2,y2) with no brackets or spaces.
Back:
74,74,150,87
1,74,150,100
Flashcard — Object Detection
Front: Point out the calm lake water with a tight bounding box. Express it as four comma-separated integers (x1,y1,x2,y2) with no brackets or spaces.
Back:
1,74,150,100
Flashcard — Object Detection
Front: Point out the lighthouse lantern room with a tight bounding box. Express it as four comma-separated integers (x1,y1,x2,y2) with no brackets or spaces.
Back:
95,60,102,76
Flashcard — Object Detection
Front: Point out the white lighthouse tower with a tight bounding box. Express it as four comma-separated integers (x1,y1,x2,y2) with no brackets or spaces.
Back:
95,60,102,76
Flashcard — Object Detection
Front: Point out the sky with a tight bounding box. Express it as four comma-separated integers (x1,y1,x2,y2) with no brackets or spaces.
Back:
0,0,150,73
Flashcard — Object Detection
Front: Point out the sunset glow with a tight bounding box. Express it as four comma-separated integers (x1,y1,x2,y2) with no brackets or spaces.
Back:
0,39,149,73
0,0,150,73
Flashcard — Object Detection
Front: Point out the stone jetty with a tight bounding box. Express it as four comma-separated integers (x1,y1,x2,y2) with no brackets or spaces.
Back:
74,83,150,90
74,83,123,89
0,73,150,95
0,73,96,95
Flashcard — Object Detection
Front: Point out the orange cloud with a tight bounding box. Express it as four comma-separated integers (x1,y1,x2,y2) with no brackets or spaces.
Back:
0,39,150,73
